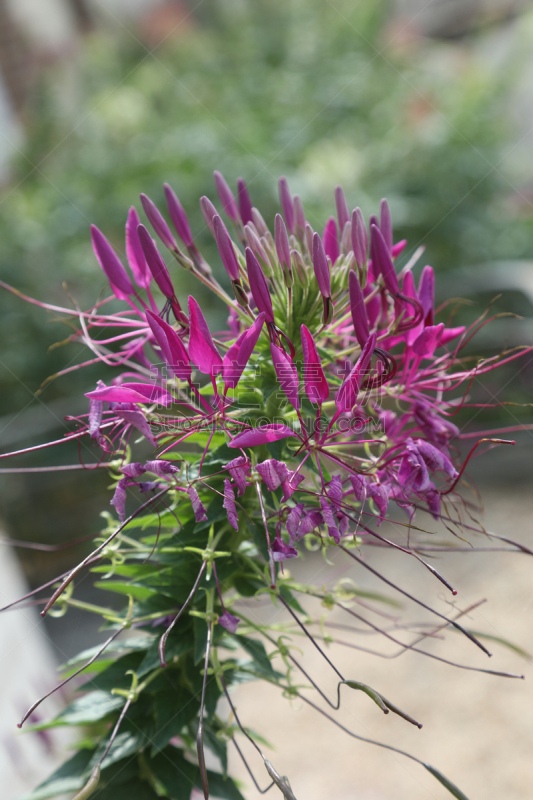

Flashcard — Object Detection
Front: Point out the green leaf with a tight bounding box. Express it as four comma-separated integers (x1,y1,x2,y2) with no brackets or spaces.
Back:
61,634,155,670
93,581,159,600
151,747,245,800
77,651,145,692
233,635,275,677
424,764,471,800
150,681,200,754
54,691,124,725
203,721,228,775
96,730,147,770
89,778,161,800
279,583,306,614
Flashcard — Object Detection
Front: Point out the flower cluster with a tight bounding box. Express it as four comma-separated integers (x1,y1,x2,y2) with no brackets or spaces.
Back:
3,173,529,800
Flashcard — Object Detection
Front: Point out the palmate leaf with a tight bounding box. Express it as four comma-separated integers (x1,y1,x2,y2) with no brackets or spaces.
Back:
151,746,245,800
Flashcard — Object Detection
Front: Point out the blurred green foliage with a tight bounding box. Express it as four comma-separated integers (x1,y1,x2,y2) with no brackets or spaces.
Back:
1,0,532,559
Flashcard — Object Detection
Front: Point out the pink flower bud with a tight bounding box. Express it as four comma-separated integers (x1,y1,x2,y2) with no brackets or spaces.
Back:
312,232,331,298
351,208,367,266
270,343,300,410
214,170,239,222
125,207,150,289
140,193,177,250
348,270,370,348
137,224,175,299
164,183,194,247
91,225,133,299
246,248,274,322
278,176,295,234
335,185,350,231
213,215,241,281
380,198,393,251
200,196,218,234
323,217,339,263
237,177,254,225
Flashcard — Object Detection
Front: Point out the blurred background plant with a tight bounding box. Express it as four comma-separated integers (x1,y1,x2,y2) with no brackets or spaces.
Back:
1,3,533,795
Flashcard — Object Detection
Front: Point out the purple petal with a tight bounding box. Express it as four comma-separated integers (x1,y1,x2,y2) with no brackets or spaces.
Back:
140,193,177,250
164,183,194,247
319,496,340,543
218,611,241,634
370,224,398,295
223,478,239,530
125,207,151,289
228,424,298,449
111,477,128,521
326,475,343,511
270,343,300,410
237,177,254,226
188,295,223,376
293,195,306,236
88,395,103,439
256,459,288,491
348,270,370,348
224,456,251,497
323,217,339,264
91,225,133,299
86,382,173,406
301,324,329,404
335,185,350,231
137,224,175,298
146,310,191,382
418,265,435,326
350,474,367,503
115,409,157,447
275,213,291,272
223,312,265,391
312,232,331,298
121,462,147,478
415,439,458,479
145,460,180,476
412,323,444,358
351,208,367,267
214,171,239,222
278,176,294,234
246,248,274,322
286,505,304,544
281,470,304,502
200,196,218,234
272,536,298,562
335,333,376,412
188,485,208,522
213,215,241,281
298,509,323,538
380,199,393,251
391,239,407,259
366,483,389,525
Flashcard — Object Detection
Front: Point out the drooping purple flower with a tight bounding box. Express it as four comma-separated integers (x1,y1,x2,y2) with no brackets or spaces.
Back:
164,183,194,248
188,296,223,376
137,224,175,299
224,456,251,497
398,441,431,495
270,343,300,410
413,401,459,450
146,310,191,382
272,535,298,562
312,232,331,299
237,177,254,226
140,193,177,250
256,459,289,492
278,176,295,234
145,460,180,476
213,215,241,282
350,474,367,503
246,248,274,323
348,270,370,348
412,323,445,358
86,382,173,407
223,478,239,530
188,485,208,523
228,424,298,449
301,324,329,404
91,225,134,300
214,171,240,222
335,333,376,412
380,198,393,251
286,505,304,544
319,496,340,543
414,439,458,479
111,477,128,521
223,312,266,391
115,409,158,447
125,207,151,289
335,185,350,232
218,611,241,633
323,217,339,263
121,462,147,478
326,475,344,512
366,482,389,525
200,196,218,234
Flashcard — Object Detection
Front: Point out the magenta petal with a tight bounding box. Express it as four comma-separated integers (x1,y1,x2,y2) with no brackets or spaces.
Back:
213,215,241,281
188,296,223,376
380,198,393,251
137,224,175,299
200,196,218,234
319,496,340,543
281,470,304,502
312,232,331,298
237,177,254,226
188,485,208,522
415,439,458,479
223,312,265,391
275,213,291,272
438,326,465,346
246,248,274,322
125,207,150,289
348,270,370,348
144,460,180,475
293,194,306,236
86,382,173,406
350,474,367,503
146,310,191,382
214,171,240,222
323,217,339,263
121,462,147,478
228,424,298,449
301,324,329,404
140,193,177,250
164,183,194,247
326,475,343,511
335,185,350,231
351,208,367,267
89,394,104,439
224,456,251,497
418,265,435,325
91,225,133,299
278,176,295,234
286,505,304,544
270,343,300,410
256,459,288,491
218,611,240,633
223,478,239,530
370,224,398,295
335,333,376,412
412,323,445,358
391,239,407,259
115,410,157,447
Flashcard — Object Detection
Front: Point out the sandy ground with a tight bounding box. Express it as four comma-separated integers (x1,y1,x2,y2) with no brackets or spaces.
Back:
226,487,533,800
